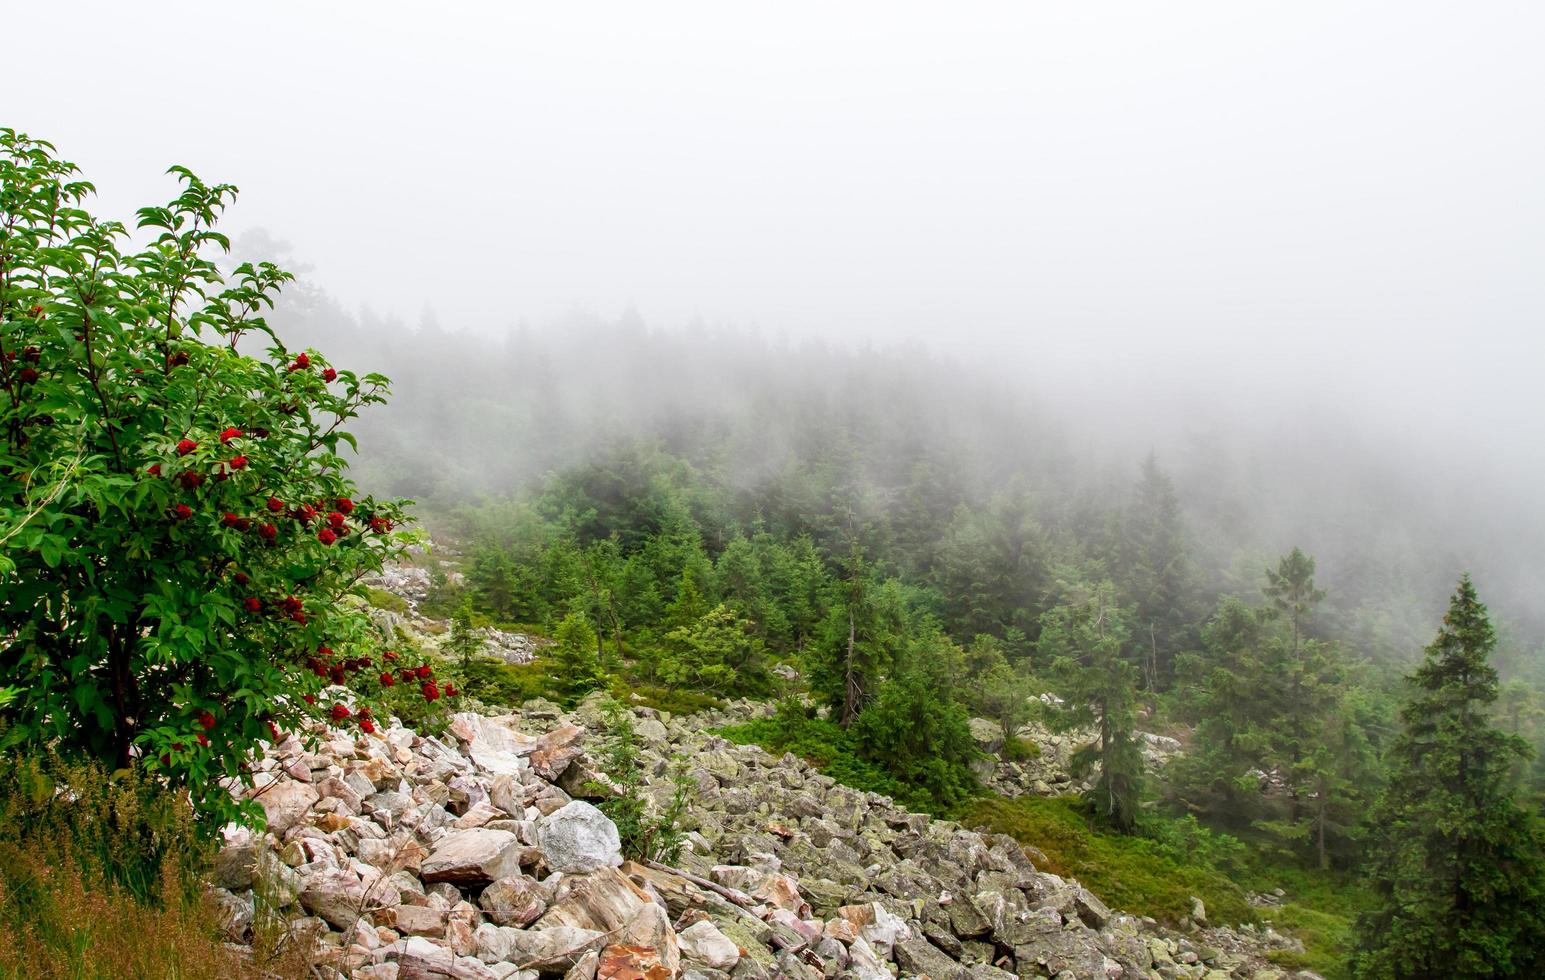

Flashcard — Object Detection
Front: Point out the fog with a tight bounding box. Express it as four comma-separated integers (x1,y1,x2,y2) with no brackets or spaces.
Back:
10,3,1544,647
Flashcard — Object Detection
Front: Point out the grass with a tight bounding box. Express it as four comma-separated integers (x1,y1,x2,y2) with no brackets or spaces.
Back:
961,795,1363,978
963,795,1256,927
363,586,410,614
611,678,725,716
0,749,304,979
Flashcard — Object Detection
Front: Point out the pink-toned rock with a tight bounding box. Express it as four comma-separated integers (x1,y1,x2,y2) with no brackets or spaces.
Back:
479,875,548,927
394,904,449,936
420,829,523,885
753,873,809,917
252,781,319,835
530,725,585,780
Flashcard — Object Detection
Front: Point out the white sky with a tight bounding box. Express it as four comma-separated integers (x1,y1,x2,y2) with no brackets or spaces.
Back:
10,2,1545,448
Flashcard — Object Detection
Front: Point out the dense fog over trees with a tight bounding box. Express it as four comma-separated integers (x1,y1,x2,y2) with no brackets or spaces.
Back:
250,275,1544,676
9,5,1545,972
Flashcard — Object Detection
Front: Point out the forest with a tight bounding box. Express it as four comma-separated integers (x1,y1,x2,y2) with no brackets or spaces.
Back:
283,303,1545,973
7,5,1545,967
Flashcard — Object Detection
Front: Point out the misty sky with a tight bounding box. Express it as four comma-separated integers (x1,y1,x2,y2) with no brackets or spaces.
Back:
10,2,1544,451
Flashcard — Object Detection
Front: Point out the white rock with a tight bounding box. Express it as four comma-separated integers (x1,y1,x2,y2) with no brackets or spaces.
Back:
537,801,623,874
679,919,740,970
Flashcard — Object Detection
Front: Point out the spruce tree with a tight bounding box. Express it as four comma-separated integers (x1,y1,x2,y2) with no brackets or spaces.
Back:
1123,455,1193,689
1040,581,1144,833
1353,575,1545,979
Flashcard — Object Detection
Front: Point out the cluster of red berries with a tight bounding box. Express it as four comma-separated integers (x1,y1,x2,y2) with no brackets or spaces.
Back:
285,350,341,383
6,314,44,382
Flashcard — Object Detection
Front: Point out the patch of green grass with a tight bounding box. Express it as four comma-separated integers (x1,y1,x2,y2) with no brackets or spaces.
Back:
1259,901,1354,979
614,681,725,716
962,796,1363,977
962,795,1257,927
1003,735,1042,761
363,587,410,614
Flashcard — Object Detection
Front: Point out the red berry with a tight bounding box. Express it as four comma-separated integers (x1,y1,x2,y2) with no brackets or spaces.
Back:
198,711,216,730
266,721,282,742
29,305,43,316
444,684,458,698
330,703,350,721
322,367,337,382
229,455,248,470
17,367,38,384
416,665,433,679
176,439,197,456
288,352,310,372
258,522,278,542
303,694,316,705
360,718,375,734
335,498,355,514
421,681,440,702
221,512,241,528
168,351,189,367
218,427,243,444
383,650,399,661
179,470,204,490
293,504,317,525
266,496,285,512
147,464,162,477
329,665,346,685
234,571,249,585
173,504,192,520
196,732,209,747
316,528,337,546
326,511,346,529
243,597,262,613
22,346,40,363
379,672,395,687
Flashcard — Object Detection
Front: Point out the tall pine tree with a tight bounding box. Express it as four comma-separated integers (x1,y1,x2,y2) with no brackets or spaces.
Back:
1353,575,1545,979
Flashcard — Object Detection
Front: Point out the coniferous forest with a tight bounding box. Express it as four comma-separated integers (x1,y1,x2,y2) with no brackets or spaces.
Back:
6,6,1545,978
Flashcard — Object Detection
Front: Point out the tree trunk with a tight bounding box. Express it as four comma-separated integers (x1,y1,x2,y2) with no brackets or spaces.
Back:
841,605,860,727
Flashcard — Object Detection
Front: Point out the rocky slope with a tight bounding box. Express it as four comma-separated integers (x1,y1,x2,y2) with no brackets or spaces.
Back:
211,694,1315,980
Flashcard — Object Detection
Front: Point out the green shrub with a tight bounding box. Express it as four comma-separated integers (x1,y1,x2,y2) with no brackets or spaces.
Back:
592,700,689,863
718,702,952,814
611,680,724,716
0,131,409,824
459,659,568,707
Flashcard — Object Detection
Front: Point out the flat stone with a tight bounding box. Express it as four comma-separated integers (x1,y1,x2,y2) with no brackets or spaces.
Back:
422,829,524,885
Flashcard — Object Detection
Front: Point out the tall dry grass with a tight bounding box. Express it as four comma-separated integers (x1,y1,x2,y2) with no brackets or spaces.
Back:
0,750,286,979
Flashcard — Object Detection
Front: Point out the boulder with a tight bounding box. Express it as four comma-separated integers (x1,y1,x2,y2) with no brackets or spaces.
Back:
474,924,606,970
530,725,586,780
894,935,966,980
253,780,320,835
596,943,672,980
421,829,524,885
679,920,740,970
479,875,547,927
538,801,624,873
538,867,653,932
